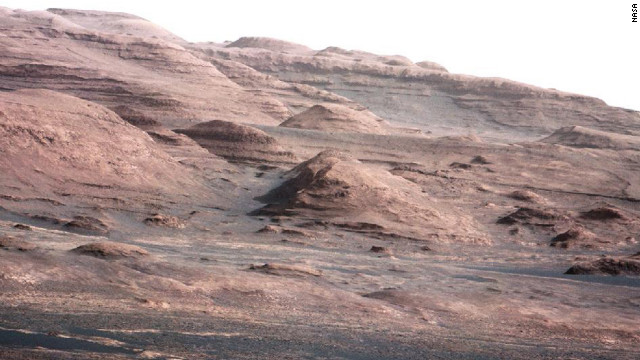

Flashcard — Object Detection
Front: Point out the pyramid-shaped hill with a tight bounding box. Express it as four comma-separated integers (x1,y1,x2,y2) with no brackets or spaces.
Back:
253,150,484,243
280,104,391,135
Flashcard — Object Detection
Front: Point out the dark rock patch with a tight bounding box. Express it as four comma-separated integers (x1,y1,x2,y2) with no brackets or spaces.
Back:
566,256,640,276
13,224,32,231
449,162,472,170
580,207,627,221
62,216,109,235
497,207,561,226
470,155,491,165
144,214,185,229
249,263,321,277
369,246,391,255
0,236,37,251
550,226,601,249
334,222,386,232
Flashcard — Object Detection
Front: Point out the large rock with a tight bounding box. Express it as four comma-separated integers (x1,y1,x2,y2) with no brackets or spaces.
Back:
550,226,602,249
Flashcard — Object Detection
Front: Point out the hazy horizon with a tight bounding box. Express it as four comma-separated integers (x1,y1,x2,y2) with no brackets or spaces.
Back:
3,0,639,111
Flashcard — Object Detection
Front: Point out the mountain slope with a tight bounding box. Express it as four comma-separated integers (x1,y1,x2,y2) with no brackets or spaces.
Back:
0,89,210,226
0,8,291,128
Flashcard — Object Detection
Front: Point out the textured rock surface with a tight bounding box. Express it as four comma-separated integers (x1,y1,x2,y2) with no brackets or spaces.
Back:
0,89,218,236
0,236,37,251
550,226,601,249
47,8,188,44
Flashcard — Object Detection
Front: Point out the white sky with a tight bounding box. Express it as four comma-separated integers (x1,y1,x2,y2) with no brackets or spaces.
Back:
4,0,640,110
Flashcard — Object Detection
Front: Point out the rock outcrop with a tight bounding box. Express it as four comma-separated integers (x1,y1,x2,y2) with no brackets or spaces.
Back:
226,37,313,54
176,120,297,163
254,150,481,242
566,254,640,276
72,241,149,259
0,236,37,252
550,226,601,249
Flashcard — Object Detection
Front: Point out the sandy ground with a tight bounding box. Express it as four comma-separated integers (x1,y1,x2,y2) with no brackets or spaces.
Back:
2,126,640,359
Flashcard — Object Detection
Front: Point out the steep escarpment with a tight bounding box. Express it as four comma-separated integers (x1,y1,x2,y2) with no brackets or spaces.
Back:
189,44,369,116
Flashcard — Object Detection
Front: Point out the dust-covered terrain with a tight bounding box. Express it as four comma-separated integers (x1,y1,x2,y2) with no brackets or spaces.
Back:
1,7,640,359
